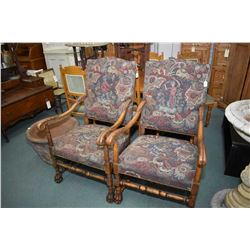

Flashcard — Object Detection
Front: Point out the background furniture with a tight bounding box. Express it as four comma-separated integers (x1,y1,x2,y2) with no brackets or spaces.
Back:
208,43,231,106
222,43,250,105
180,43,211,64
223,116,250,177
149,51,164,61
42,43,78,86
60,65,86,118
115,43,150,72
65,43,108,69
37,69,65,113
15,43,47,70
1,77,54,142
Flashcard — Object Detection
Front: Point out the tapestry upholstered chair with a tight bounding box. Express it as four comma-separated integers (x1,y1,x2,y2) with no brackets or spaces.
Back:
134,51,165,106
60,65,86,118
106,58,211,207
177,52,217,126
37,58,137,202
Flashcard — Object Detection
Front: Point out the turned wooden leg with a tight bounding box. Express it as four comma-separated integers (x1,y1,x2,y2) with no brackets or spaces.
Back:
54,167,63,183
104,145,114,203
205,105,213,127
113,143,123,204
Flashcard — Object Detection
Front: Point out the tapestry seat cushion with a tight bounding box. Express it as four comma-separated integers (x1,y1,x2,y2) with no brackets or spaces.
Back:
54,124,129,169
119,135,198,190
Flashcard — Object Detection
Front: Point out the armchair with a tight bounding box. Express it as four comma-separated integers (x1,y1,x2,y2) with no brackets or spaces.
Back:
36,57,136,203
107,58,211,207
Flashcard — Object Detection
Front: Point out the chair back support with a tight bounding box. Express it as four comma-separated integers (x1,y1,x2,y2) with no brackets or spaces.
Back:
140,58,210,135
60,65,86,97
149,52,164,61
177,51,202,63
84,57,136,124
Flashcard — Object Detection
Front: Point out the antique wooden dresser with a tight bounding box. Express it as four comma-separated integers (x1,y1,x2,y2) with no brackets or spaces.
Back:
1,76,54,141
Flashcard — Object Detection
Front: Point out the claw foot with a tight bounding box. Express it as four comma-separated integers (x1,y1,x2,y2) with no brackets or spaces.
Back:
114,189,123,204
54,172,63,184
106,192,114,203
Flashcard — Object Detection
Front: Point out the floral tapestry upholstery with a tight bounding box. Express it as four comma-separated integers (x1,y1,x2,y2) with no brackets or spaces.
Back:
141,58,211,135
54,124,129,169
84,57,137,124
119,135,198,190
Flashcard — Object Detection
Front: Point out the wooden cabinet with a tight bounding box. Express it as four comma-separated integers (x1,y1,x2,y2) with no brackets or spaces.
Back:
16,43,47,70
1,77,54,141
223,43,250,104
208,43,231,106
180,43,211,64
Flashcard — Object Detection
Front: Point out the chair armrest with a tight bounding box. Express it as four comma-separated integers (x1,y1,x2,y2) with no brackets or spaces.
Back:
106,100,146,146
96,99,132,145
197,105,206,166
37,94,86,131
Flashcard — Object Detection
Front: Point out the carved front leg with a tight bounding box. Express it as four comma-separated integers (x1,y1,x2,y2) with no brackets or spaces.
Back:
104,145,114,203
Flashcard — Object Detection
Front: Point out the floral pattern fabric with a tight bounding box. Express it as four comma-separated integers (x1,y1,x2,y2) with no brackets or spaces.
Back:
84,57,137,124
54,124,129,169
141,58,211,135
119,135,198,190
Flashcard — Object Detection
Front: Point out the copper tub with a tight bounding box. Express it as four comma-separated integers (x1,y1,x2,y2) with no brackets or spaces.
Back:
26,117,79,165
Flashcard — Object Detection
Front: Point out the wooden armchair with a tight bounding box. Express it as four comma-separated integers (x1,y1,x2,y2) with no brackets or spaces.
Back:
60,65,86,118
36,57,136,203
106,58,211,207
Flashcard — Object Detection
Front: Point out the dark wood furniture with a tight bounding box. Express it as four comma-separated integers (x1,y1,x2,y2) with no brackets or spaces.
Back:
208,43,231,106
223,116,250,177
15,43,47,70
180,43,211,64
65,43,108,69
222,43,250,105
115,43,150,71
1,77,54,142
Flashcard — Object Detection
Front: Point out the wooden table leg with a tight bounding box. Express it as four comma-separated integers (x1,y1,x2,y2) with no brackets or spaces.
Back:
2,128,9,142
205,104,213,127
79,47,86,69
72,46,78,66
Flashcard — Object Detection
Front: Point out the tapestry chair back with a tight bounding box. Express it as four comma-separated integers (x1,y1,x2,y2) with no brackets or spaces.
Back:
140,58,211,135
84,57,137,124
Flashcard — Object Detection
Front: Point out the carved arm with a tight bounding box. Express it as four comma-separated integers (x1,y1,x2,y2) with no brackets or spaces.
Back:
197,105,206,167
37,94,86,131
96,99,132,145
106,100,146,146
